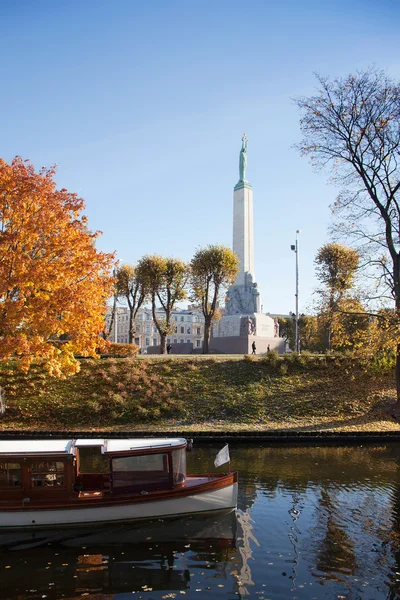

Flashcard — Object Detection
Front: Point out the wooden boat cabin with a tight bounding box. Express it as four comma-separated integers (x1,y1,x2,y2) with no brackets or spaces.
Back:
0,438,188,501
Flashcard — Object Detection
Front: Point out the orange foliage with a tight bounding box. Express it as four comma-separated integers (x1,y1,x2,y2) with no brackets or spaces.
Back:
0,157,115,376
103,343,140,357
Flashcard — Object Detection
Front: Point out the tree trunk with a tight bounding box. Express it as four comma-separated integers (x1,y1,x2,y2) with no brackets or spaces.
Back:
158,333,166,354
107,295,117,340
203,318,212,354
396,342,400,403
128,306,134,345
0,386,5,417
391,255,400,409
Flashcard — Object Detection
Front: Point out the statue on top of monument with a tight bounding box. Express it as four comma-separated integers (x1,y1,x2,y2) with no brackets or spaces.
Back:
239,134,248,182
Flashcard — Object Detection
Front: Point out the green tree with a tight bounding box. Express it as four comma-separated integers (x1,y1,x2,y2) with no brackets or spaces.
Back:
314,243,360,351
115,264,146,344
190,245,239,354
278,314,325,352
136,255,189,354
296,68,400,402
327,296,370,353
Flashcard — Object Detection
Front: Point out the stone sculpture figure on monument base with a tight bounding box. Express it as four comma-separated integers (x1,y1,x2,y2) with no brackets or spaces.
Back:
239,134,248,182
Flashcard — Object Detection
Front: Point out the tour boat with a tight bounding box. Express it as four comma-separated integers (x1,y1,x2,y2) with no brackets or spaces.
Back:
0,437,238,530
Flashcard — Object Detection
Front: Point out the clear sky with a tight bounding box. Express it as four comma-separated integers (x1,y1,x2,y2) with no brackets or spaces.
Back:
2,0,400,314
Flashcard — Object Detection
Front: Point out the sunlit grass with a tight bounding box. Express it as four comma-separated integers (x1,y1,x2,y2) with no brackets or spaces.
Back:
0,355,398,431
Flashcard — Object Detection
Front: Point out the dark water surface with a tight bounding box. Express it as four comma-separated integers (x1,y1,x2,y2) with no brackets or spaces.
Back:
2,443,400,599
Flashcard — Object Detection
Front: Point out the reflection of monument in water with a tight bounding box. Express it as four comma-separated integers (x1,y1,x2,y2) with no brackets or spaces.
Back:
211,135,285,354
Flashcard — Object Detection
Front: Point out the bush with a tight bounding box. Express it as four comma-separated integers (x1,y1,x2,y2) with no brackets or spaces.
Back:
261,350,279,367
102,343,140,358
368,350,396,374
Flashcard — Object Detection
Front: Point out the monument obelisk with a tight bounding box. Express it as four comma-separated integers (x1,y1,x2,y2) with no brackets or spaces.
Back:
211,135,284,354
233,134,255,287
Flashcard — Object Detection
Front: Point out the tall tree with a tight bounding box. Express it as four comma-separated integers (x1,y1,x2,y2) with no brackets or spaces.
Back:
314,243,360,350
115,264,146,344
0,157,115,376
296,69,400,400
190,245,239,354
136,255,189,353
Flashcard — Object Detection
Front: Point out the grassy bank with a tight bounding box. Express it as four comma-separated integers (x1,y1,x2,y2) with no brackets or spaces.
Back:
0,354,399,432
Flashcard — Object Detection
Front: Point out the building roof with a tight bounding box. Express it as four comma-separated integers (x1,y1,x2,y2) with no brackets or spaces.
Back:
0,438,187,456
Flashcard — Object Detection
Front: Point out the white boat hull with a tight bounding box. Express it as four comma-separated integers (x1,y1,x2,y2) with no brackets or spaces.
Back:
0,482,238,530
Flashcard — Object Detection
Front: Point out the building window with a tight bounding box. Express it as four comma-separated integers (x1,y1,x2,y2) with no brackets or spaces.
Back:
146,325,150,333
174,316,177,321
173,338,177,344
180,326,184,334
186,339,190,343
187,327,191,334
153,338,157,345
197,327,201,335
167,338,171,343
146,313,150,320
180,316,184,322
180,338,184,344
145,337,150,346
196,339,201,347
153,326,157,333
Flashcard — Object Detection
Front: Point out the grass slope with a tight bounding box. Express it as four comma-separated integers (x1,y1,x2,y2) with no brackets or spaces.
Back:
0,355,398,432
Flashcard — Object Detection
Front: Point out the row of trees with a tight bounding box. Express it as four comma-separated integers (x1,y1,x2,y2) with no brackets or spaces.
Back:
0,157,240,375
107,246,239,354
280,242,395,357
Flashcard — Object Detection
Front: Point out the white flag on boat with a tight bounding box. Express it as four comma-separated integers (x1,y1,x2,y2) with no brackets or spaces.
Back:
214,444,230,468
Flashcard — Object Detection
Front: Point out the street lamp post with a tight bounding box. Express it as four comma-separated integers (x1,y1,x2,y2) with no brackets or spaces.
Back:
291,230,301,353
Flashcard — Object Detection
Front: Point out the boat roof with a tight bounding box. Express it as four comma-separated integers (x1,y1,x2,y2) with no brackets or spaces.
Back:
0,438,187,456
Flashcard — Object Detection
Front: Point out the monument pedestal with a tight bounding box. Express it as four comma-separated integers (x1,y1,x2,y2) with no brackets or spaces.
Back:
211,313,285,354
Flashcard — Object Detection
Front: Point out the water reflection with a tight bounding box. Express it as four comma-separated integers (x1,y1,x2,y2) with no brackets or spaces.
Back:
0,513,237,599
2,444,400,599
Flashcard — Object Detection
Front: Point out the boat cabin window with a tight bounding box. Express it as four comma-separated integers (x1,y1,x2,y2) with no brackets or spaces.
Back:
172,448,186,485
30,461,65,488
111,452,171,491
0,462,22,488
78,447,109,474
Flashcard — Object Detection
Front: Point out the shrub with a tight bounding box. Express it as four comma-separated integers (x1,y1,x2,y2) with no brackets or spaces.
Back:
279,362,288,375
102,343,139,358
244,354,256,362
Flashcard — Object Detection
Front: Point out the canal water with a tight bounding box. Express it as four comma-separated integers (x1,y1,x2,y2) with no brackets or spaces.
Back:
1,443,400,599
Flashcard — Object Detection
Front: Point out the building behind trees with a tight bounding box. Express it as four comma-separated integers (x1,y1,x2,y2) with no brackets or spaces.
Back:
106,305,205,353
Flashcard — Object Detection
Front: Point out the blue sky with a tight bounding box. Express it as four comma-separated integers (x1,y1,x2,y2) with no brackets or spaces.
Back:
2,0,400,314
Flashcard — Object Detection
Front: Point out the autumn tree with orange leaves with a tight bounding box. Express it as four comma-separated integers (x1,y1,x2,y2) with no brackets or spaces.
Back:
0,157,115,376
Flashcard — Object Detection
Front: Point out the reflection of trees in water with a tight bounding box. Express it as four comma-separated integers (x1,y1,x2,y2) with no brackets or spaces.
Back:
287,491,305,589
313,489,358,582
379,449,400,599
189,444,399,492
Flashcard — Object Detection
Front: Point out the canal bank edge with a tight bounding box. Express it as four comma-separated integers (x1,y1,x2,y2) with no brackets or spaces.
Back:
2,430,400,443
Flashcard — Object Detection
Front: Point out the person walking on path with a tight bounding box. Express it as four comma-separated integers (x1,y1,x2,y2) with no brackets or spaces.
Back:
251,341,256,355
167,343,172,354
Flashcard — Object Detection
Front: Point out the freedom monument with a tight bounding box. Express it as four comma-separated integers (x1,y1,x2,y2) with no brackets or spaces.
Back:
211,135,285,354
